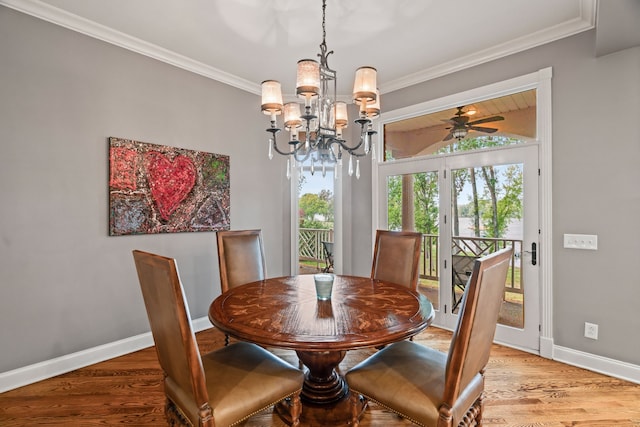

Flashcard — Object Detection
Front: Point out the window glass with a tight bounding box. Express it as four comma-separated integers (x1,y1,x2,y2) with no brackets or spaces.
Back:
383,90,536,161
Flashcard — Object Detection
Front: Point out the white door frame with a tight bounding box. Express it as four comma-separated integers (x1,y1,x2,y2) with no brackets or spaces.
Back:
290,164,343,275
371,67,553,357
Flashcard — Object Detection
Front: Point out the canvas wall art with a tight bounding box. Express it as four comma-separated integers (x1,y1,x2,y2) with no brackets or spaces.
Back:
109,137,230,235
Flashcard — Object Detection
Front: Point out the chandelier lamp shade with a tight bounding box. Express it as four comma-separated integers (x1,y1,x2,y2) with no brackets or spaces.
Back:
260,0,380,180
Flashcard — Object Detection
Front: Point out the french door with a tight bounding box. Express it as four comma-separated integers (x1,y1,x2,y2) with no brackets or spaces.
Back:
377,144,540,351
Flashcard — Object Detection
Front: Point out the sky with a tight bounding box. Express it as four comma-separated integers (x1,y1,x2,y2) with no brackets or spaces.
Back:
299,169,335,195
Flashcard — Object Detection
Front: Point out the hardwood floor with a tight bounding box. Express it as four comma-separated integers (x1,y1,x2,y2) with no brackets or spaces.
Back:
1,327,639,426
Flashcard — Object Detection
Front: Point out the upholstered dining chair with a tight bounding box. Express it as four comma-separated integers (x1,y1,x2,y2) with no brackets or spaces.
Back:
132,250,303,427
216,229,267,345
347,247,513,427
370,229,423,291
216,229,267,293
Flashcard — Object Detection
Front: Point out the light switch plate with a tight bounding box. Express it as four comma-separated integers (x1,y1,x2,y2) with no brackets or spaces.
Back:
564,234,598,250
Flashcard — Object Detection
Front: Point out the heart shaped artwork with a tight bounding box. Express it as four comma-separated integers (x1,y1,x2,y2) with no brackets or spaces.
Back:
144,151,196,221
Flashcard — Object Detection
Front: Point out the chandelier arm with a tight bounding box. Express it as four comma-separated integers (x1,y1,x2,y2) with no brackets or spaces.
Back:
332,118,372,153
293,147,312,163
345,150,369,158
268,129,306,157
335,138,363,153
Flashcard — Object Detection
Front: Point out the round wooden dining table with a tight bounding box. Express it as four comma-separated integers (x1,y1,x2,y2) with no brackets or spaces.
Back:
208,274,434,425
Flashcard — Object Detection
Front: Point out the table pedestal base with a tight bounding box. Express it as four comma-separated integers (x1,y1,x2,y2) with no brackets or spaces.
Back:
275,392,366,426
274,350,366,425
297,350,347,404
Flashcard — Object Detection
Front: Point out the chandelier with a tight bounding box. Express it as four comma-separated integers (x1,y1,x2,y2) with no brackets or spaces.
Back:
260,0,380,180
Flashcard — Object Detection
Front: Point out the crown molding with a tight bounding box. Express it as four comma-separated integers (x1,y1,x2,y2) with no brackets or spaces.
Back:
0,0,261,95
380,0,597,94
1,0,596,97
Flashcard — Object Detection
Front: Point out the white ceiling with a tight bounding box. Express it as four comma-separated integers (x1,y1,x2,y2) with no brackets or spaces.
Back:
2,0,597,96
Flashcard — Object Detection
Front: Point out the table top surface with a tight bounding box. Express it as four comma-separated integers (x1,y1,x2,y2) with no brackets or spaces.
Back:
208,274,434,351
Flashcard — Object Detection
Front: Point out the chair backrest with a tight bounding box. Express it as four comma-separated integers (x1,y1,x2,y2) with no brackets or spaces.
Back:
443,247,513,405
132,250,209,410
216,229,266,293
322,241,334,264
370,229,422,291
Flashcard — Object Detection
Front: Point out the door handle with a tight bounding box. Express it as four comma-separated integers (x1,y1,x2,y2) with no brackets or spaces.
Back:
524,242,537,265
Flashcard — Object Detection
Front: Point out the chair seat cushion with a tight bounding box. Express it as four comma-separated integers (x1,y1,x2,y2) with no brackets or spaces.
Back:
347,340,447,425
165,341,303,426
347,340,484,426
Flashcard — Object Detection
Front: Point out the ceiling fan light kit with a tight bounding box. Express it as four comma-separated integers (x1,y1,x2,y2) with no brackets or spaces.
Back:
260,0,380,180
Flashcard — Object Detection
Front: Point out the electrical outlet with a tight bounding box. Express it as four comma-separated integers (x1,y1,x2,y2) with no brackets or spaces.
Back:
584,322,598,340
564,234,598,250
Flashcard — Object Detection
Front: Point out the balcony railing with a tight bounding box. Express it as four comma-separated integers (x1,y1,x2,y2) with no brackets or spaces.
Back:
299,228,334,264
298,228,522,294
420,234,523,294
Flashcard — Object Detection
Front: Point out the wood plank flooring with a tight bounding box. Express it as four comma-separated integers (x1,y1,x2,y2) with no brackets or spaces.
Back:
1,327,639,426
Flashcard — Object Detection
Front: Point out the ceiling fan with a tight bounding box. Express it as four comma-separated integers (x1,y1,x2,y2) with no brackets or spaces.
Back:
443,106,504,141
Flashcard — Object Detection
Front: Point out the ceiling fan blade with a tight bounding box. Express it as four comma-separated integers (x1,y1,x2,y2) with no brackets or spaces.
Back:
467,115,504,126
468,126,498,133
442,116,469,125
443,132,454,141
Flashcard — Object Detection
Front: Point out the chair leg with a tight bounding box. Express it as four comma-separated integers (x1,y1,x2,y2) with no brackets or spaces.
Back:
476,394,484,426
459,396,482,427
165,397,189,426
349,392,368,426
290,390,302,427
349,392,360,427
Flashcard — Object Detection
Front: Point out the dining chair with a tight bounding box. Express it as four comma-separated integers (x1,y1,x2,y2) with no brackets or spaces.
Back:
347,247,513,427
132,250,303,427
370,229,423,291
216,229,267,345
216,229,267,293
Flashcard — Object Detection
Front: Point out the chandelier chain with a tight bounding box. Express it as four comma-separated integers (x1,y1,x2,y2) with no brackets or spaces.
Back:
322,0,326,44
318,0,332,69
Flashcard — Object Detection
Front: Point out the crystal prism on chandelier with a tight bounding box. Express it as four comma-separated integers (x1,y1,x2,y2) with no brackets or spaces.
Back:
260,0,380,180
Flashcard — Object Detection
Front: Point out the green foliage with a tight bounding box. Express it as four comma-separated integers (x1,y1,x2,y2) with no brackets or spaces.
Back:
387,175,402,230
386,136,524,238
436,135,522,154
481,164,523,237
385,173,439,234
299,191,333,229
413,172,439,234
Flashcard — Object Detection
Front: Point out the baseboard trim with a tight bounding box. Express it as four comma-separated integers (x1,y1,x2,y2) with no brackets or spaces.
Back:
0,316,212,393
553,344,640,385
3,319,639,393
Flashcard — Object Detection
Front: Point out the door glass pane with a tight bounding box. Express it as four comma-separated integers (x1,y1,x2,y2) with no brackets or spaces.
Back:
298,169,334,274
451,163,524,328
387,172,440,309
383,89,536,161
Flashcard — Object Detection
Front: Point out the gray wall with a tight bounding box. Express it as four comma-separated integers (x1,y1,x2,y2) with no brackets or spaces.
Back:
0,7,289,373
376,31,640,366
